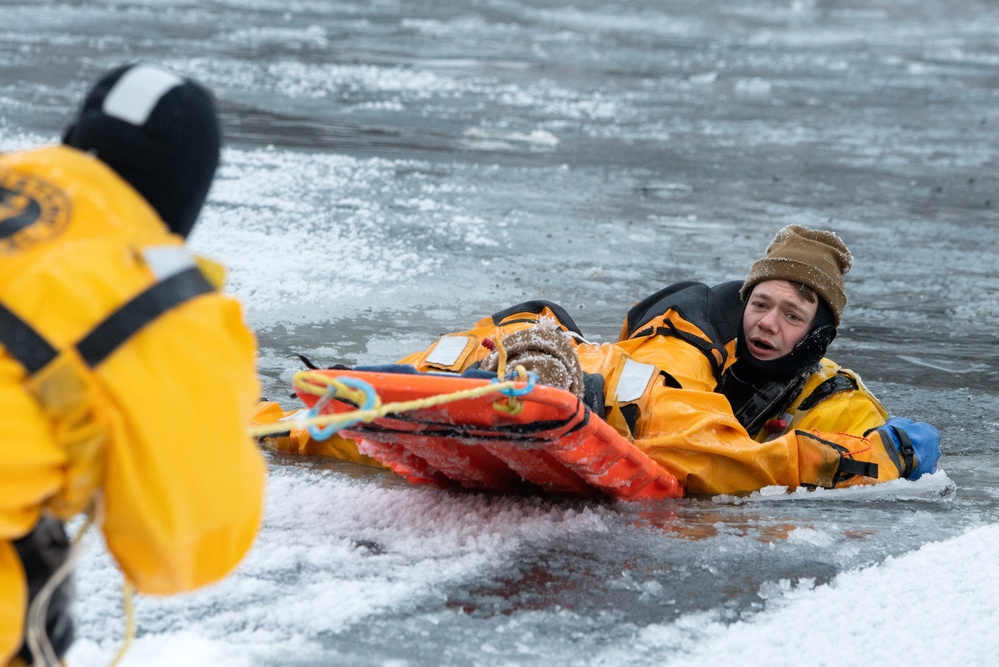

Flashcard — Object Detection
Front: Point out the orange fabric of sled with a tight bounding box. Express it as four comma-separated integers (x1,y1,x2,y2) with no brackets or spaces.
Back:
295,369,684,501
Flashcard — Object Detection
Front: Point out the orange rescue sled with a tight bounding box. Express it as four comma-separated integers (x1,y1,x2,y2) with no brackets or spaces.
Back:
295,368,684,501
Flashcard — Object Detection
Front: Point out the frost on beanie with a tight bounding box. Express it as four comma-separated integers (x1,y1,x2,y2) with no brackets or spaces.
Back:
62,64,220,239
480,319,585,400
740,225,852,326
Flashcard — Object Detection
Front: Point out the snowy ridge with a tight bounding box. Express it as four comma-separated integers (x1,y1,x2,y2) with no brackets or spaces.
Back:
621,523,999,667
65,476,998,666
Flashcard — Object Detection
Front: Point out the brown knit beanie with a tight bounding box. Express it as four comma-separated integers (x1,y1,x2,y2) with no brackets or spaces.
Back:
740,225,852,326
480,320,585,400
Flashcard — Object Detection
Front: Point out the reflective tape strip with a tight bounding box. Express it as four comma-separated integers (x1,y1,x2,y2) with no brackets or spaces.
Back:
279,409,307,423
102,66,184,126
425,335,473,368
142,246,197,280
615,358,656,404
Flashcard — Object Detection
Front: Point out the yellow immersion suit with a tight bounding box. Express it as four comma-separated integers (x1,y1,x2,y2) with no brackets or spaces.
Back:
394,296,901,495
258,286,904,496
0,146,266,663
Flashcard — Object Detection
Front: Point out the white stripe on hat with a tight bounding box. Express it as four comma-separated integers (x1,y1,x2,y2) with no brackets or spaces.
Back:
102,65,184,126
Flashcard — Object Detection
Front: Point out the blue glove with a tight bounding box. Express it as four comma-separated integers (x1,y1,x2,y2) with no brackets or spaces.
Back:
877,417,942,480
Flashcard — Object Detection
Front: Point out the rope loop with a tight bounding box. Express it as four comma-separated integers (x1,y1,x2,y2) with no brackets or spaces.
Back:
306,376,378,440
491,366,537,397
491,365,536,415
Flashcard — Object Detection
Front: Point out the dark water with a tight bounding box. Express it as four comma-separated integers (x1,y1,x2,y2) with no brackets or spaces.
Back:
3,1,998,665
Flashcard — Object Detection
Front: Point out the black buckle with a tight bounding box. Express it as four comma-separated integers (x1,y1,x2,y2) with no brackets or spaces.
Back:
893,426,916,478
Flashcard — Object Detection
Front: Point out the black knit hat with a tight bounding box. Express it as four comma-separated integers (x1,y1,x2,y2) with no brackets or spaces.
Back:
62,64,220,238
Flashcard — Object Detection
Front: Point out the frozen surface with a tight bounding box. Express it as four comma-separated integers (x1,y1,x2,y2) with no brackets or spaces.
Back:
2,0,999,665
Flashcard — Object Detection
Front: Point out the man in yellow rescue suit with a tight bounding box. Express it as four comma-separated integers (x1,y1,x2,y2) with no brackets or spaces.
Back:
1,65,266,665
268,225,939,496
398,225,941,495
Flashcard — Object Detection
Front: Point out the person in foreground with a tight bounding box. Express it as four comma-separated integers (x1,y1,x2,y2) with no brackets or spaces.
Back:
263,225,940,497
0,64,266,665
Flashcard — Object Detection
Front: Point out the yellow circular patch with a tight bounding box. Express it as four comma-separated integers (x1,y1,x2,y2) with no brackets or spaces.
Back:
0,170,72,254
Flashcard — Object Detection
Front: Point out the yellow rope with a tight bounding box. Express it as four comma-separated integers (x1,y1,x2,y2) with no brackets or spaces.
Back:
25,501,104,667
493,334,509,377
108,581,135,667
71,503,98,547
71,502,137,667
487,335,525,414
247,367,530,438
247,348,532,439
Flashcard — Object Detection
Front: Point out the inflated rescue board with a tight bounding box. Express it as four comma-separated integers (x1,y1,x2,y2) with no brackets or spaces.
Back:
293,366,684,501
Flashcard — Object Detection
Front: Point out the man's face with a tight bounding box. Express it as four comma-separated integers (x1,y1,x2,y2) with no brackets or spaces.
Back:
742,280,819,361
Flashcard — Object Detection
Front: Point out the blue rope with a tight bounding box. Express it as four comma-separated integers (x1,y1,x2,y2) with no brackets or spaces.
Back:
306,376,378,440
491,370,538,397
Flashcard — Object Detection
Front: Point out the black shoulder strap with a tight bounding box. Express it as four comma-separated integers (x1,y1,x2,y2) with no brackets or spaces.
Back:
489,300,584,336
0,266,215,374
623,280,743,342
621,281,743,381
0,301,59,374
77,267,214,367
798,373,859,411
622,281,704,339
647,319,729,379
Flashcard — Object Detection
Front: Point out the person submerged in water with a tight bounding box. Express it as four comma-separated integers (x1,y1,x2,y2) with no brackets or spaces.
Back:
260,225,941,496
